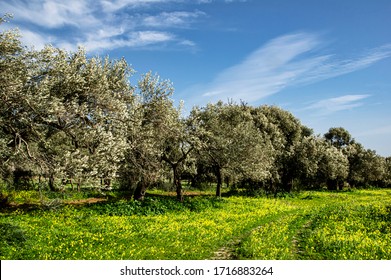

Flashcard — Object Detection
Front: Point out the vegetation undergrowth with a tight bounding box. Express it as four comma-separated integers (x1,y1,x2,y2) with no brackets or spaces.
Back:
0,189,390,260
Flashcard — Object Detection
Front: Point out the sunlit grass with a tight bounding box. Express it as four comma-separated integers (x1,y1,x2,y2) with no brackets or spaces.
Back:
1,189,390,260
237,189,391,260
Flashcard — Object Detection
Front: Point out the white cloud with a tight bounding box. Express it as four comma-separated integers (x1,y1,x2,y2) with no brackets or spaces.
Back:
0,0,203,52
297,45,391,85
142,10,206,28
183,32,391,106
134,30,173,43
1,0,98,28
73,31,175,52
179,40,196,47
1,0,247,52
18,28,49,50
100,0,246,11
100,0,183,12
304,94,371,115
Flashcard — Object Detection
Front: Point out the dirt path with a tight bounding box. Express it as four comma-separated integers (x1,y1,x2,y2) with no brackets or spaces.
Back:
211,212,314,260
211,238,242,260
291,219,312,258
65,197,107,205
3,197,107,212
211,225,264,260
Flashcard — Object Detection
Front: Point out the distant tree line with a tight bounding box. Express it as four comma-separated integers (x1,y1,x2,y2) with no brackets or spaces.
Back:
1,16,390,200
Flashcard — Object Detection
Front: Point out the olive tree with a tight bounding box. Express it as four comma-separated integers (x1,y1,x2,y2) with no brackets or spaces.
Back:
293,136,349,190
385,157,391,187
1,18,135,190
0,17,39,186
254,105,308,192
191,102,275,197
324,127,355,148
120,72,180,200
345,143,386,187
160,106,199,201
324,127,386,188
28,46,134,190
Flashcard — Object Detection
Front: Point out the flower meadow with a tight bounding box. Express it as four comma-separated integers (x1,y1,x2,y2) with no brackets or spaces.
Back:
238,190,391,260
1,189,391,260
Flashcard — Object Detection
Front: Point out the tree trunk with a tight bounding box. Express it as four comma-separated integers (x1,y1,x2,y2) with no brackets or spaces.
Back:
161,151,190,202
327,179,338,191
215,167,222,197
282,175,293,193
338,180,344,190
134,180,147,201
173,165,183,202
104,178,111,188
48,174,56,191
175,179,183,202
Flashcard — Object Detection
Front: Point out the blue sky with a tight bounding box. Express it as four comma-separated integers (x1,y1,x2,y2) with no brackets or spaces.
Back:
1,0,391,155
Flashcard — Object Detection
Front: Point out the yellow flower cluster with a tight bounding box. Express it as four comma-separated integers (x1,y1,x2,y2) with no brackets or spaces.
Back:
239,189,391,260
1,189,390,260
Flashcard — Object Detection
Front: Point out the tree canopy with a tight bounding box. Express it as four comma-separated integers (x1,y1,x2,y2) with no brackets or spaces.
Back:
1,21,389,199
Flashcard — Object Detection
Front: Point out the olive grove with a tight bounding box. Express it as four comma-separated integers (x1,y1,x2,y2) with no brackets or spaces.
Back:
1,18,390,200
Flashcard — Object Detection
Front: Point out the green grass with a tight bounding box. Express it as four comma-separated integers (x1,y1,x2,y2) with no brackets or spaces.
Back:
1,189,390,260
237,190,391,260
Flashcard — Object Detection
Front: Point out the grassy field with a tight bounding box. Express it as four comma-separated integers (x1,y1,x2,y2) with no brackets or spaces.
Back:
1,189,390,260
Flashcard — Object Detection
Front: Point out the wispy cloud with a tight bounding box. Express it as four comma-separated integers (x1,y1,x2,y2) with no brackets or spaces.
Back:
142,10,206,28
17,28,50,50
71,31,175,53
100,0,182,13
183,32,391,106
297,44,391,85
0,0,208,52
100,0,246,12
1,0,98,28
304,94,371,115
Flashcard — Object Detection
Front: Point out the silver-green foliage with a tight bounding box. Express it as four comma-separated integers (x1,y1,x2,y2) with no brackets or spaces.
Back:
1,20,134,187
0,17,388,193
191,102,275,196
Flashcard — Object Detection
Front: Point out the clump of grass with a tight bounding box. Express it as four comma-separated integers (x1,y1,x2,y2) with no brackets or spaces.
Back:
0,222,27,257
84,195,225,216
0,222,27,245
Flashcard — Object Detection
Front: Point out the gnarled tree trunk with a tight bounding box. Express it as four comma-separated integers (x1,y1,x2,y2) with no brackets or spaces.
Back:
173,165,183,202
215,166,222,198
133,180,148,201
